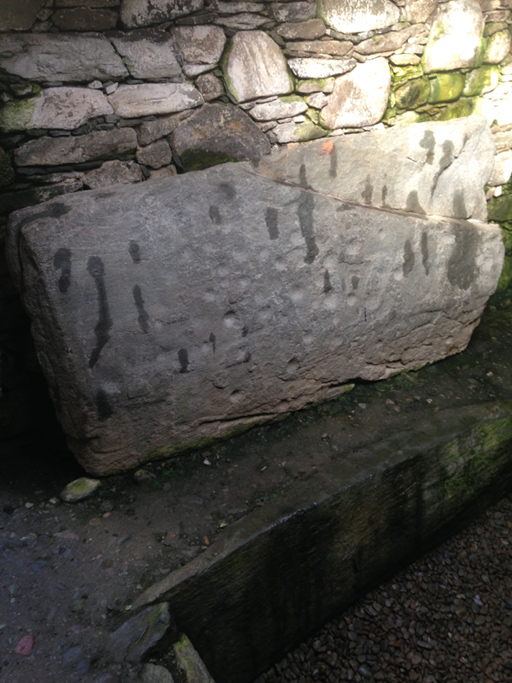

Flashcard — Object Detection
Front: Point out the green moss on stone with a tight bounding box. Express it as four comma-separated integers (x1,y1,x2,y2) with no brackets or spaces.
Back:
394,77,431,110
488,193,512,222
179,149,240,172
485,22,508,37
496,252,512,293
0,147,15,189
295,78,333,94
390,64,424,86
0,96,38,132
219,39,239,102
429,97,480,122
306,108,321,125
463,66,500,96
294,120,327,140
428,73,465,103
442,415,512,505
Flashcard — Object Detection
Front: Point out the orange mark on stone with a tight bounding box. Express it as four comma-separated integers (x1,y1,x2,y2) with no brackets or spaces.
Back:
318,139,334,156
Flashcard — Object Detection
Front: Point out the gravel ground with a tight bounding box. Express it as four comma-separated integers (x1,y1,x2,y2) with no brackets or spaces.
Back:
257,492,512,683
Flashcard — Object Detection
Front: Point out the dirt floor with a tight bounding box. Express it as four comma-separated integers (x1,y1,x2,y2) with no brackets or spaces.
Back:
1,282,512,682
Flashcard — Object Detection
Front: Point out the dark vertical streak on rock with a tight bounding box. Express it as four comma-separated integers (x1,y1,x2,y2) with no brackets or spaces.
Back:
209,332,216,353
87,256,112,369
133,284,149,334
298,191,318,264
178,348,189,373
53,248,72,294
96,387,113,421
129,241,141,264
421,232,430,276
419,130,435,165
265,207,279,240
329,148,338,178
323,269,332,293
299,164,312,189
403,240,415,277
361,176,373,205
210,206,221,224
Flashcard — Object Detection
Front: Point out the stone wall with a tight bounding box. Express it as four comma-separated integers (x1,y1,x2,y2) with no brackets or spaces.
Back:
1,0,512,444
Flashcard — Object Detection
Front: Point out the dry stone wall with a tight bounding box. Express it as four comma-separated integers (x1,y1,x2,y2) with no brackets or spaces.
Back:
1,0,512,446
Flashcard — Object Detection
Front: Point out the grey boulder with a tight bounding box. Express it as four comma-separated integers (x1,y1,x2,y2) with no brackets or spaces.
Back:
7,153,503,474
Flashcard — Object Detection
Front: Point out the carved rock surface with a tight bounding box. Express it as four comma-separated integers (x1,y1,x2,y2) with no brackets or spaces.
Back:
0,33,128,82
256,117,495,221
7,154,503,474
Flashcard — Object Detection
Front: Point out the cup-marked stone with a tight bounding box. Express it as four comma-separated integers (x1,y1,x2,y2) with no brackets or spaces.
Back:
7,153,503,474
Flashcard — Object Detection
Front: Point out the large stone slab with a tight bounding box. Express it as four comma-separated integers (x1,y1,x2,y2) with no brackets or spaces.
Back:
255,117,495,221
0,0,45,30
0,34,128,83
0,88,113,133
423,0,485,73
7,161,503,474
222,31,293,103
171,26,227,65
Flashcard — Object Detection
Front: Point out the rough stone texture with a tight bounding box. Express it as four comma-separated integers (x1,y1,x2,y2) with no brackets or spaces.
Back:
83,160,144,189
121,0,204,27
270,2,317,22
287,57,357,79
215,13,268,30
174,635,215,683
480,81,512,126
267,119,327,143
321,57,390,129
295,78,335,94
423,0,485,73
171,25,226,64
404,0,438,23
0,34,128,83
489,149,512,185
285,40,353,58
255,117,495,221
6,156,503,474
138,111,192,146
318,0,400,33
108,603,170,663
0,88,113,133
52,7,118,30
108,83,203,118
276,19,326,40
141,663,176,683
356,26,422,55
248,96,308,121
137,139,174,169
196,73,225,101
109,30,182,80
14,128,138,167
222,31,293,103
172,104,271,169
484,29,512,64
0,0,45,30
